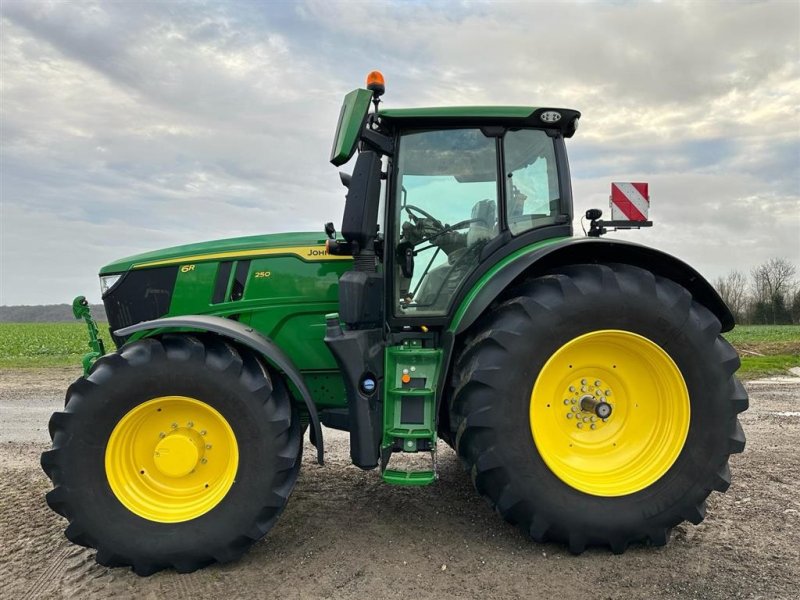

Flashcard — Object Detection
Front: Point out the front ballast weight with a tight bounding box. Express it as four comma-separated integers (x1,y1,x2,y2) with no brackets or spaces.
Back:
588,182,654,237
72,295,106,375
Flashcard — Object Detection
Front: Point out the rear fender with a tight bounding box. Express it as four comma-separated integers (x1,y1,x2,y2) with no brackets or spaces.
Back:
116,315,324,464
450,237,734,335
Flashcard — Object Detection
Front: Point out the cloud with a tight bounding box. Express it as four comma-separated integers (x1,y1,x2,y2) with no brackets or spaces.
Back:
0,0,798,305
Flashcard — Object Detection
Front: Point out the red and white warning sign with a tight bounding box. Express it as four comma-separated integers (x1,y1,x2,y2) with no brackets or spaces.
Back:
610,182,649,221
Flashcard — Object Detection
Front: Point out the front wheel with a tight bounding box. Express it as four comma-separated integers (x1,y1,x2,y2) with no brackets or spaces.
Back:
41,334,302,575
450,263,748,553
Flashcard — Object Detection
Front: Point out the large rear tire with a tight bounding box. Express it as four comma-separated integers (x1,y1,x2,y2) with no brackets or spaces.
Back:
450,263,747,553
41,334,302,575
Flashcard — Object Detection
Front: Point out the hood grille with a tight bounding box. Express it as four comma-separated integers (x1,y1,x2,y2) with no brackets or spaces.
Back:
103,266,178,346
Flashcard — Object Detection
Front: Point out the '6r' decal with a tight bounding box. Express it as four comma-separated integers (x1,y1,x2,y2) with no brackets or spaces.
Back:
180,264,196,273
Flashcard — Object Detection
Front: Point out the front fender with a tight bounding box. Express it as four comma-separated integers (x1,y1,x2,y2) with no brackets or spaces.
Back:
116,315,324,464
450,237,734,335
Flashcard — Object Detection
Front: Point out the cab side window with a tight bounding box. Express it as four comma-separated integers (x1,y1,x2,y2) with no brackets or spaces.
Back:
504,130,561,235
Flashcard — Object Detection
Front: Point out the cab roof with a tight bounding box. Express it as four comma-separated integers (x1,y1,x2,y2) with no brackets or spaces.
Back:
378,106,581,137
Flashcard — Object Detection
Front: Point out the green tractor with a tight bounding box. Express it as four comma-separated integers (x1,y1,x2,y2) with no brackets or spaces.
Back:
42,72,747,575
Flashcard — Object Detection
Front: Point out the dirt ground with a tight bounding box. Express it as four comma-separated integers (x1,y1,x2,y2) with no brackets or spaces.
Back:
1,368,798,600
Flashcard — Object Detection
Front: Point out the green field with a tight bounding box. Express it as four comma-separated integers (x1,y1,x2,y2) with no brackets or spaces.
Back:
0,322,798,379
0,322,114,369
723,325,800,379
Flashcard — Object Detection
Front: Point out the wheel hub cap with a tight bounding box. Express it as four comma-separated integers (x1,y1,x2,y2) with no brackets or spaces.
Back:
153,429,205,478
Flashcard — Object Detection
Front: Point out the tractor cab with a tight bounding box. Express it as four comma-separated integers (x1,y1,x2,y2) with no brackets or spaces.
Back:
324,72,582,480
328,74,579,326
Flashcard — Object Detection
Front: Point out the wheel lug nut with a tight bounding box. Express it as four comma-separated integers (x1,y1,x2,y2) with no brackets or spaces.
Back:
583,417,589,423
569,386,576,392
567,413,574,419
605,390,612,396
564,399,570,405
581,379,587,385
590,424,596,430
591,416,597,422
159,432,166,438
577,423,583,429
205,444,212,450
581,386,588,392
187,421,194,428
594,380,601,387
171,422,178,429
200,458,207,464
571,398,577,404
200,430,207,436
571,406,578,412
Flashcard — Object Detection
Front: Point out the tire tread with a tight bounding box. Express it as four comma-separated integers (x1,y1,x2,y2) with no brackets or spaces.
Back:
41,334,302,576
449,263,747,554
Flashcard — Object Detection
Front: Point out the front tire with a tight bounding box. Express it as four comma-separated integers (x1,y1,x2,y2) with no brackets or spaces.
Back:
41,334,302,575
450,263,747,553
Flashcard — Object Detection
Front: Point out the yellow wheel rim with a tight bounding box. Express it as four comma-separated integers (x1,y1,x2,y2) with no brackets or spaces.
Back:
530,330,690,497
105,396,239,523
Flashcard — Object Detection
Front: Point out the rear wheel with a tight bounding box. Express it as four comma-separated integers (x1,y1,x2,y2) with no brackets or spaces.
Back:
42,334,302,575
450,263,747,553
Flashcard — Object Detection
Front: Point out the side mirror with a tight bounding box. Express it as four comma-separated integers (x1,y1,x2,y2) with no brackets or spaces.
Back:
340,150,381,251
330,88,373,167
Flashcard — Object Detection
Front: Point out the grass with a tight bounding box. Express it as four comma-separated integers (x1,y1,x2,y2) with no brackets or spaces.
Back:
0,322,113,369
722,324,800,347
0,322,798,379
734,354,800,380
723,325,800,380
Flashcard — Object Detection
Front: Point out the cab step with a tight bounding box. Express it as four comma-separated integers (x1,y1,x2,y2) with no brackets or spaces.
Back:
380,340,443,486
382,469,435,486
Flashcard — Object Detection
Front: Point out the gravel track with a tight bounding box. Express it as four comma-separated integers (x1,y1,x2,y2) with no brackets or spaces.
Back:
1,368,798,599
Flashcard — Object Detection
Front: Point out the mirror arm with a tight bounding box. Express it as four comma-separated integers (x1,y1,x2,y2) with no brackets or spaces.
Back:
360,127,394,156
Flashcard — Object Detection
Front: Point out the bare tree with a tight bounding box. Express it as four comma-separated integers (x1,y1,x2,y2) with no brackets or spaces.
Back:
714,270,748,322
714,270,747,322
750,258,797,324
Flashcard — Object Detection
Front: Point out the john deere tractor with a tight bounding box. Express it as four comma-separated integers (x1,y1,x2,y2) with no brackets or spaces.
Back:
42,72,747,575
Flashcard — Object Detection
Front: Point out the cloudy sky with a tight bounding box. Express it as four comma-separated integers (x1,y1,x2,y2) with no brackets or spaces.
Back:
1,0,798,305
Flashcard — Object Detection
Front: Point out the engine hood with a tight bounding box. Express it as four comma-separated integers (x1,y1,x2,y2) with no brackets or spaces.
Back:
100,231,333,275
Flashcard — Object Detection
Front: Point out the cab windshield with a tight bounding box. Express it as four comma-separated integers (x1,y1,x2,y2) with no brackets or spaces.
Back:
394,128,560,317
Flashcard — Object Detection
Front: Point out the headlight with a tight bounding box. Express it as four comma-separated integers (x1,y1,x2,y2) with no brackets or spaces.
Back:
100,274,122,295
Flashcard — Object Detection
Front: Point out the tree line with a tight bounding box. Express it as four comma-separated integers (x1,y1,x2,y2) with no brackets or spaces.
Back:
0,304,107,323
714,258,800,325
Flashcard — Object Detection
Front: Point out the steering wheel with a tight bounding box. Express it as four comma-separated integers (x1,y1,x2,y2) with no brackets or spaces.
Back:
402,204,446,247
405,204,443,228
